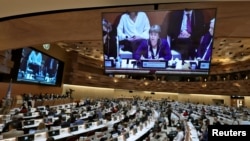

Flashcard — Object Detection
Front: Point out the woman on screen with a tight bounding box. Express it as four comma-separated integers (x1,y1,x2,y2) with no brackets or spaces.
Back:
133,24,172,61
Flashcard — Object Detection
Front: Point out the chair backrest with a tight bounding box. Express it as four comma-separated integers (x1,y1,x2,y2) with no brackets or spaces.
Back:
66,135,79,141
95,131,104,139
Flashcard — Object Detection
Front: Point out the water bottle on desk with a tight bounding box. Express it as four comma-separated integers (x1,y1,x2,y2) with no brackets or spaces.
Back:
116,55,122,68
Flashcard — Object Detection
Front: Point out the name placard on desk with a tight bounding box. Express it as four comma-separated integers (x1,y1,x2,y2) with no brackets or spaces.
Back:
141,60,167,69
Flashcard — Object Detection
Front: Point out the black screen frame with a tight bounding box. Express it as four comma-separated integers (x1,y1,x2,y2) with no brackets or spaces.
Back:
11,47,64,87
101,8,217,76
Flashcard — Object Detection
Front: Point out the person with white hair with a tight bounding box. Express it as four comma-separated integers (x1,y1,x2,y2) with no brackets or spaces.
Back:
196,18,215,61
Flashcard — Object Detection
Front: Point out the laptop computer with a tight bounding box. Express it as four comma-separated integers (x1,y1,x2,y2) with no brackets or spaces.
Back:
44,118,53,123
37,107,45,111
124,132,130,139
18,134,35,141
24,112,32,117
69,126,78,132
48,130,60,137
23,120,35,126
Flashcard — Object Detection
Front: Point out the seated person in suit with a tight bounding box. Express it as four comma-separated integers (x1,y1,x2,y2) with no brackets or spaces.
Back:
44,58,58,82
73,114,84,125
133,24,172,61
167,9,205,60
2,121,24,139
53,115,62,126
110,124,121,138
196,18,215,61
61,117,71,128
150,126,168,141
117,11,150,53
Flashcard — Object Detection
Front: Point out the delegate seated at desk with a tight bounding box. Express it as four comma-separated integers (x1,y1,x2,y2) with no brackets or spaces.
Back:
133,25,172,61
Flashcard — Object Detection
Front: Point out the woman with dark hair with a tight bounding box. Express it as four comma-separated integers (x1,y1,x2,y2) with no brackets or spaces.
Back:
133,24,172,61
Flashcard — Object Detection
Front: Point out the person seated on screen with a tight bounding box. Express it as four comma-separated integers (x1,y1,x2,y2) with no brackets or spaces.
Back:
19,48,29,78
167,9,205,60
133,24,172,61
102,18,117,58
27,50,42,79
117,11,150,53
44,57,58,82
196,18,215,61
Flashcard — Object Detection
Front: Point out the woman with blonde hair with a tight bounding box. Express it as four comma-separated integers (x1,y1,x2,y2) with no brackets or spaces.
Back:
133,24,172,61
36,122,48,133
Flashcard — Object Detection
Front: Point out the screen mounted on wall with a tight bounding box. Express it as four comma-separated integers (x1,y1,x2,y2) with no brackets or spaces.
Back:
102,8,217,75
14,47,64,86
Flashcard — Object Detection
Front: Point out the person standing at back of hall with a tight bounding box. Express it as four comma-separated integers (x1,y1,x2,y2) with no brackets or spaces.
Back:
166,104,172,127
117,11,150,53
167,9,204,60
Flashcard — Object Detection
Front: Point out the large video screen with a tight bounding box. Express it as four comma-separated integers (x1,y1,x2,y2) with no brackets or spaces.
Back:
102,8,217,75
15,47,64,86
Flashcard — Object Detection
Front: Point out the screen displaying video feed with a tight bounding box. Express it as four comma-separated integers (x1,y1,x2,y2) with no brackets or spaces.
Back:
102,8,217,75
16,47,64,86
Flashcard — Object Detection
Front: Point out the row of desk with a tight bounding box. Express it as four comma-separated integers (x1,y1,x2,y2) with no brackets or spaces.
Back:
0,101,156,141
0,115,155,141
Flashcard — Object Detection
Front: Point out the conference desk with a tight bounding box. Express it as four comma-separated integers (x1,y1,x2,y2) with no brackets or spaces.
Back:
186,122,199,141
126,119,154,141
105,59,209,75
0,115,155,141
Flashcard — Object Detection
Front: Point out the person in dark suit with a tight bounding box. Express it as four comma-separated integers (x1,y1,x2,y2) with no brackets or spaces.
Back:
196,18,215,61
44,57,58,82
61,117,71,128
168,9,205,60
73,114,84,125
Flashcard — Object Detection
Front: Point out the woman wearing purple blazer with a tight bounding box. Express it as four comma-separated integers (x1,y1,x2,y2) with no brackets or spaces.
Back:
133,24,172,61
